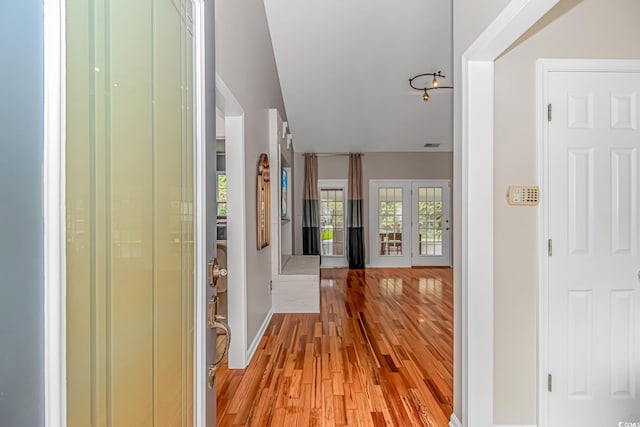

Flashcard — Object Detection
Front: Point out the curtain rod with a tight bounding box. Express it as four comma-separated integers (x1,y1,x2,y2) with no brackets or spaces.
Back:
302,153,364,157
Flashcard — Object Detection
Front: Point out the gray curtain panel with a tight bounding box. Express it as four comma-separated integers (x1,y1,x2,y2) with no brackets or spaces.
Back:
303,154,320,255
347,153,365,268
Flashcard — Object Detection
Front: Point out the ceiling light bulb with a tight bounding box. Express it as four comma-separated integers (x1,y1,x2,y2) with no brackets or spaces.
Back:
423,90,429,102
432,77,438,88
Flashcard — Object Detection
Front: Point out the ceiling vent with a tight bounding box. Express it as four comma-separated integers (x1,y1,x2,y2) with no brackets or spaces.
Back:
423,143,441,148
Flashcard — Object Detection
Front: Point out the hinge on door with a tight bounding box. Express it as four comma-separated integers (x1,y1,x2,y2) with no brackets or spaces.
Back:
548,239,553,256
548,374,553,392
547,104,552,122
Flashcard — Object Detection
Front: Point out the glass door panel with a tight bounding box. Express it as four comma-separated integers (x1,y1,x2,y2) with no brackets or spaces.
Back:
320,188,345,256
412,181,451,266
369,181,411,267
318,180,348,267
65,0,196,425
378,187,404,256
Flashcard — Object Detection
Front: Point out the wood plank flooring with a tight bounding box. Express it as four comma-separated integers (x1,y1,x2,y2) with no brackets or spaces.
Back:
216,267,453,426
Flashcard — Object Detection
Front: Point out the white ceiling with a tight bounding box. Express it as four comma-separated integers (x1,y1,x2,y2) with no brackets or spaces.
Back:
263,0,453,153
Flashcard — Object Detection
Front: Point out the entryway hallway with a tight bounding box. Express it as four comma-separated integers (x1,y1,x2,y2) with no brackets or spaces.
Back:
216,267,453,426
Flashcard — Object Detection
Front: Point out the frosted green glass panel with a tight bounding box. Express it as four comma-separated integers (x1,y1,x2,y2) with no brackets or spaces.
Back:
66,1,195,425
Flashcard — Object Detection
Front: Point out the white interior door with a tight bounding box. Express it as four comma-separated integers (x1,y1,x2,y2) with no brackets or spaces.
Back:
369,181,412,267
411,180,451,266
547,69,640,426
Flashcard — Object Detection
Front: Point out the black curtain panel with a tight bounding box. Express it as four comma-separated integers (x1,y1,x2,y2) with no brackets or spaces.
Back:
347,153,365,269
302,154,320,255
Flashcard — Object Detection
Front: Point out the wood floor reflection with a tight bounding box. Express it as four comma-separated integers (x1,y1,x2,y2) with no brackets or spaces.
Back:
216,267,453,426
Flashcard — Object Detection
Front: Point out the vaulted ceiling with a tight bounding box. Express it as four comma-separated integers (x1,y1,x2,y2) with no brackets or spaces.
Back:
263,0,453,153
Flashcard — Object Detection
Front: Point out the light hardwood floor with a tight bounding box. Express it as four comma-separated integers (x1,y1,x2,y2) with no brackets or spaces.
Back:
216,267,453,426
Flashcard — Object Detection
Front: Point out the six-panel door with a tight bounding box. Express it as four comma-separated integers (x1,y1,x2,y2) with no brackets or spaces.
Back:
548,70,640,426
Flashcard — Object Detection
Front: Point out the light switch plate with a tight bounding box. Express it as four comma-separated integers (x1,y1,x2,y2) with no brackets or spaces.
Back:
508,186,539,205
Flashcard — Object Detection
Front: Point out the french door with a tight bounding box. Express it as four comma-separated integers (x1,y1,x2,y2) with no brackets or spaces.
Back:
319,180,348,267
65,1,219,425
546,68,640,426
369,180,451,267
370,181,412,267
411,181,451,266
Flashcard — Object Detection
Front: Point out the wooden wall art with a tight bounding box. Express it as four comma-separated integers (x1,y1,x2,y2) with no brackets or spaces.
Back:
257,153,270,249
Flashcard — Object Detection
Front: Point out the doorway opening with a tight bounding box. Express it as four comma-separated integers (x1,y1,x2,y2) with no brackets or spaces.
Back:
215,78,248,370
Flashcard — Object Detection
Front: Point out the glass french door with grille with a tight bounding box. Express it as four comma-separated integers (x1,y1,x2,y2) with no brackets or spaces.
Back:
370,180,451,267
369,181,412,267
411,180,451,266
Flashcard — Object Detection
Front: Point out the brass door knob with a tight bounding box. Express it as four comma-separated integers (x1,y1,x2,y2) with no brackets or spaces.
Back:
208,257,227,287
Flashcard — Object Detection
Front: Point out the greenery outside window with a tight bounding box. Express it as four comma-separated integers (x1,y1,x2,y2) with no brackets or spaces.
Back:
217,173,227,218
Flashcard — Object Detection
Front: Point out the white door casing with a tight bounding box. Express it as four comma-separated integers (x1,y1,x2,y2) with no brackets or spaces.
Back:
539,60,640,427
216,76,248,370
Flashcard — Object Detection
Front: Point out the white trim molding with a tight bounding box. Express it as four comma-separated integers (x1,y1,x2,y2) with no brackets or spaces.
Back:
43,0,67,426
535,58,640,427
459,0,560,426
193,0,208,425
449,413,463,427
246,309,273,365
216,76,248,370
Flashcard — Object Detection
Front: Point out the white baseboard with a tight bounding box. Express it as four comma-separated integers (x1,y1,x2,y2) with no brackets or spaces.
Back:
449,414,462,427
448,412,536,427
245,309,273,366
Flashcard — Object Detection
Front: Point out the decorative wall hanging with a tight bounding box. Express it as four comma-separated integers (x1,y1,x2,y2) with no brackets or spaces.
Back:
256,153,271,249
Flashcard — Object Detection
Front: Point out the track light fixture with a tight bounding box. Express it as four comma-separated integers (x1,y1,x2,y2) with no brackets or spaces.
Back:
409,71,453,102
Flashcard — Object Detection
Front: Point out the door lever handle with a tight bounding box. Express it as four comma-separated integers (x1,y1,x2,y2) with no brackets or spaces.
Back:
206,318,231,390
212,319,231,367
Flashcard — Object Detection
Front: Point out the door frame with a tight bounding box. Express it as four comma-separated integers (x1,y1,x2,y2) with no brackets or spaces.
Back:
318,179,348,267
456,0,560,426
43,0,66,425
195,1,211,424
42,0,212,426
535,58,640,427
216,75,249,369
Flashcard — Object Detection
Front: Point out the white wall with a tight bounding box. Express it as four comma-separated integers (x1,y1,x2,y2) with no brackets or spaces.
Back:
493,0,640,423
215,0,287,347
293,152,453,264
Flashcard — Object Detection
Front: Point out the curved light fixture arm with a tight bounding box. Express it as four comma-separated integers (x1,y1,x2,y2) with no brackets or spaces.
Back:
408,70,453,102
408,71,447,91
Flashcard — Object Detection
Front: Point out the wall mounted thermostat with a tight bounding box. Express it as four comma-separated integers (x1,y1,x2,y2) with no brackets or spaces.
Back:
508,186,539,205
